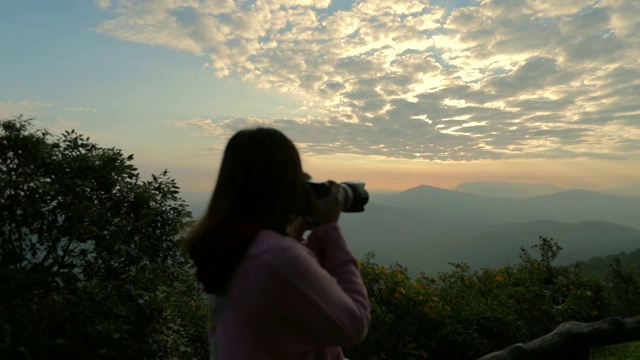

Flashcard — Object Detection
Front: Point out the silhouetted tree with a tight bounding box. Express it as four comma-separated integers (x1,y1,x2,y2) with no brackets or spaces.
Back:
0,116,207,359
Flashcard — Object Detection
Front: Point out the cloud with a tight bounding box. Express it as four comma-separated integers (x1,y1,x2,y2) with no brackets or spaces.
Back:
0,100,52,119
98,0,640,161
95,0,113,10
55,118,82,129
64,107,98,112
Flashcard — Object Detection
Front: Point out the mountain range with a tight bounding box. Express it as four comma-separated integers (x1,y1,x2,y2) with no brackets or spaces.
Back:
453,181,640,198
452,181,564,199
341,184,640,274
186,182,640,275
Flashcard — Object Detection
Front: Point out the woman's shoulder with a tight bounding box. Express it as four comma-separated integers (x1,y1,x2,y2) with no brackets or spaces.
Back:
245,229,316,268
246,229,307,256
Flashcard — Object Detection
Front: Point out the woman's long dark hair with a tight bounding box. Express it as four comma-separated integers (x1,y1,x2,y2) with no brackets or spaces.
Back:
185,128,306,294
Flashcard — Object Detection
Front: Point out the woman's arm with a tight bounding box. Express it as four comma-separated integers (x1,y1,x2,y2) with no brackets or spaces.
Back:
253,226,370,351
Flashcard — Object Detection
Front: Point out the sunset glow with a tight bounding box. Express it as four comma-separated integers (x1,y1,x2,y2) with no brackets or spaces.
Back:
2,0,639,196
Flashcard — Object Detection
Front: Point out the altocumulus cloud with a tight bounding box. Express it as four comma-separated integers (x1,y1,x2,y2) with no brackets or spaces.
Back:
97,0,640,161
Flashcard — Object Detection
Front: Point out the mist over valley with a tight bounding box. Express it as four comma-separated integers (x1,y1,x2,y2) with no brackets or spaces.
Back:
187,182,640,275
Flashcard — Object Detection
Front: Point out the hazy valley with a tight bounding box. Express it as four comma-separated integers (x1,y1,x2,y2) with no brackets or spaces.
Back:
187,182,640,275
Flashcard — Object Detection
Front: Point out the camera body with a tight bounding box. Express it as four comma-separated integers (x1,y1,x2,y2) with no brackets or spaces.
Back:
306,180,369,213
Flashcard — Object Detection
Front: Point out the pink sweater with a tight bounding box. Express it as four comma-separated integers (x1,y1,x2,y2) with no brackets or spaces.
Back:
209,223,370,359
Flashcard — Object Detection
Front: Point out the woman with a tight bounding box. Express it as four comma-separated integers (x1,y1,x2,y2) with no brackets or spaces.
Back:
185,128,370,359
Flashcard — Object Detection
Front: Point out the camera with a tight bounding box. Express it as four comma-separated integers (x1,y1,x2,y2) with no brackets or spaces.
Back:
306,180,369,213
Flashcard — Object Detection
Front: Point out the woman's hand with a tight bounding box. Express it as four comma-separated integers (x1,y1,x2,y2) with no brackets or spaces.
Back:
310,181,343,225
288,181,343,242
288,215,314,242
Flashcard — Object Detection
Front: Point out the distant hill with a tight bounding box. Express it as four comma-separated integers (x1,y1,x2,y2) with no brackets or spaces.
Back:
573,248,640,278
453,180,640,198
526,189,631,207
453,181,564,199
443,220,640,269
380,185,543,225
605,183,640,196
339,202,485,274
341,185,640,274
378,185,640,230
524,190,640,228
183,184,640,276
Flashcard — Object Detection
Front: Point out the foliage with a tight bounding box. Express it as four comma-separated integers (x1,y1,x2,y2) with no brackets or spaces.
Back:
0,116,208,359
574,248,640,279
346,237,617,360
590,341,640,360
604,258,640,317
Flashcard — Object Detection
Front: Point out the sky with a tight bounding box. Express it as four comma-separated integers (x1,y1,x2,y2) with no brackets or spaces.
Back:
1,0,639,199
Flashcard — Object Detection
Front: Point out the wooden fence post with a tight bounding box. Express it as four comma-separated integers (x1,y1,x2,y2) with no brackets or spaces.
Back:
477,315,640,360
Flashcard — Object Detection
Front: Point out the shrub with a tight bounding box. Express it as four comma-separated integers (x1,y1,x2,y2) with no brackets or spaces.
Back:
0,117,208,359
347,237,610,360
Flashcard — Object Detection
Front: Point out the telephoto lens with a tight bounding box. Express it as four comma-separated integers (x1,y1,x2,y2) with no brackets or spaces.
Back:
306,180,369,212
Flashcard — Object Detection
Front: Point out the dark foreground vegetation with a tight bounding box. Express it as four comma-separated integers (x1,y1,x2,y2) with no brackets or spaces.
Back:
2,117,639,359
0,117,207,359
350,240,640,359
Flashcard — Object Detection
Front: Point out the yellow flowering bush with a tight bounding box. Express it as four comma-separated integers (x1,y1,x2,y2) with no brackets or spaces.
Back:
346,237,615,360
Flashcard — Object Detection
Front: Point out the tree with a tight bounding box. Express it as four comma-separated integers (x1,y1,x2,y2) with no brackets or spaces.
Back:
605,258,640,317
0,116,208,359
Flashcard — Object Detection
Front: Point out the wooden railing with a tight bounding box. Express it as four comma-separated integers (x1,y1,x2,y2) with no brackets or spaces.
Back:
477,315,640,360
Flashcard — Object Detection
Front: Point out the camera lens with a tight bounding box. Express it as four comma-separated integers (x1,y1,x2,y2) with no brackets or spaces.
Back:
306,180,369,213
340,182,368,213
